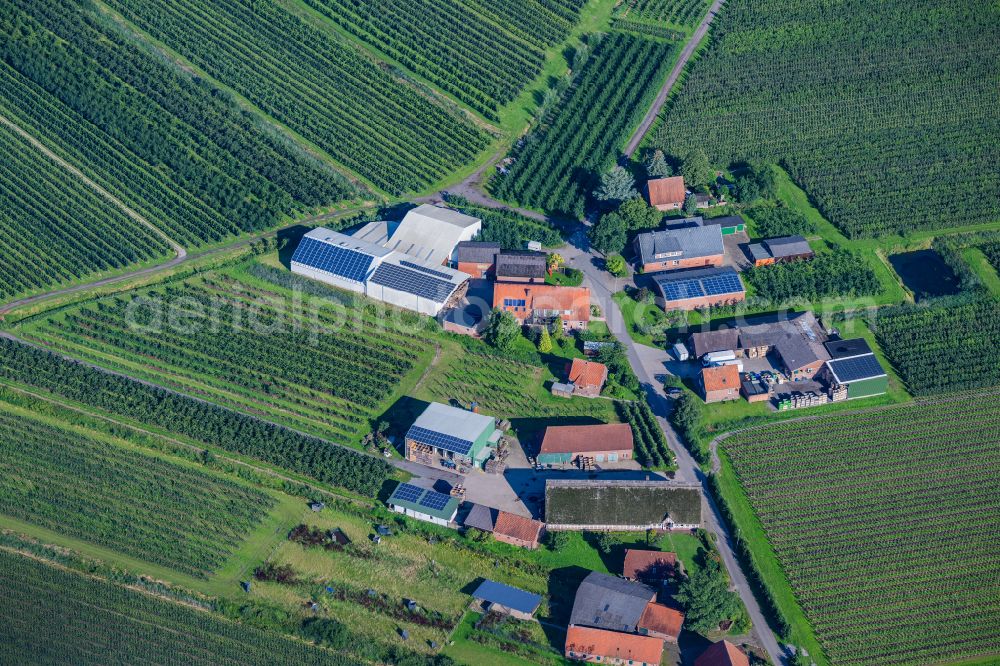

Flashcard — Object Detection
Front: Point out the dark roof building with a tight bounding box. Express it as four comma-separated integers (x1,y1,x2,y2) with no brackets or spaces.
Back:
472,579,542,618
454,241,501,264
764,235,813,260
635,224,724,267
463,503,498,533
569,571,656,633
820,338,888,399
495,250,547,281
545,480,702,530
689,327,740,359
701,215,746,235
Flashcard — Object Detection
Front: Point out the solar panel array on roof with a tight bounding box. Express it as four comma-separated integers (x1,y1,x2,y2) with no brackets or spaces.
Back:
393,483,425,504
419,490,453,511
702,271,744,296
292,236,374,283
399,260,454,280
406,425,474,456
662,278,706,301
370,263,457,302
829,354,886,382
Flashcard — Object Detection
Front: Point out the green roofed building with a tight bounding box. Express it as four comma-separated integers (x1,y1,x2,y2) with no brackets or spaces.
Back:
544,480,702,531
405,402,501,471
388,482,459,527
820,338,889,399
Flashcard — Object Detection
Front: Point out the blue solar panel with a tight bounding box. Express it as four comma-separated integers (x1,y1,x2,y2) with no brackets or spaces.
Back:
292,237,373,283
701,272,744,296
662,279,705,301
473,580,542,615
829,354,885,382
399,260,454,280
407,425,474,456
393,483,424,504
418,491,452,511
370,263,457,302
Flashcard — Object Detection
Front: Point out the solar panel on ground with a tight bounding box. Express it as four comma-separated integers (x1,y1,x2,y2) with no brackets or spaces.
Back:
393,483,425,504
406,425,474,456
399,260,454,280
292,237,373,282
418,491,452,511
370,263,457,301
830,354,885,382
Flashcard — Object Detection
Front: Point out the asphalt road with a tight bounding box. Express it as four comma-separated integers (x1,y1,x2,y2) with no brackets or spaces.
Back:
561,233,785,665
622,0,727,157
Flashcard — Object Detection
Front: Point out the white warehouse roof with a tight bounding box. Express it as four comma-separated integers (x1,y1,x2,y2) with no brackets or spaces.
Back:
381,204,481,265
411,402,495,443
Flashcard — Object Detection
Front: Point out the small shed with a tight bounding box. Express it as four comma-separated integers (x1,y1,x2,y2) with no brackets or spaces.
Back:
387,483,459,527
551,381,575,398
472,579,542,620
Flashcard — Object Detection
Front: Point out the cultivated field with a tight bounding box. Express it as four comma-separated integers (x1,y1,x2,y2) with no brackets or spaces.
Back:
655,0,1000,237
492,32,675,217
102,0,491,194
0,395,273,577
0,120,168,300
620,0,710,27
16,264,432,446
300,0,571,119
721,393,1000,665
0,0,355,247
0,549,352,665
874,294,1000,395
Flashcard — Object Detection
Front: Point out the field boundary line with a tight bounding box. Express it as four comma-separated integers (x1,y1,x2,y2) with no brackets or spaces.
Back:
0,113,185,259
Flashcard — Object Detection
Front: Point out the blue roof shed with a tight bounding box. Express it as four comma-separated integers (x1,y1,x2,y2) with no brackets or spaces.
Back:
472,580,542,617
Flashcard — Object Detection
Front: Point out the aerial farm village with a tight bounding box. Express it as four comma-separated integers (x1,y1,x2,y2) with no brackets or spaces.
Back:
0,1,997,666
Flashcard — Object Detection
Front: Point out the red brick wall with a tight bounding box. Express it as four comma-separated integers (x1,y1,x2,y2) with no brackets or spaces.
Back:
457,261,491,278
660,292,746,311
642,254,724,273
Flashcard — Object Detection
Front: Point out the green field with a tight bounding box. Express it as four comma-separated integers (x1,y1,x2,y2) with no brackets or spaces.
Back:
16,263,433,446
0,393,273,577
0,120,169,301
718,393,1000,665
654,0,1000,238
0,548,356,666
0,0,357,247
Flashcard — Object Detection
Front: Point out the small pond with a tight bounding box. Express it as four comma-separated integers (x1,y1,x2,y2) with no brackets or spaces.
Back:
888,249,961,300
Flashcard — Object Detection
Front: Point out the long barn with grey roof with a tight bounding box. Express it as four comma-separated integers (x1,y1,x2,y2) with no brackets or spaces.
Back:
569,572,656,633
545,480,702,531
634,223,724,273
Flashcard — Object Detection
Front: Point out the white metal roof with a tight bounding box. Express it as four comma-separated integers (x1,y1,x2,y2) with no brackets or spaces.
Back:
382,204,481,265
412,402,494,442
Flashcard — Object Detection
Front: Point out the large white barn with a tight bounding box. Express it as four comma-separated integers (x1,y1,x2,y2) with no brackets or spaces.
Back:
290,205,478,316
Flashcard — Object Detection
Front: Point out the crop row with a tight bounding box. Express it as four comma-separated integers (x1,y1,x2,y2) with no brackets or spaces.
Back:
0,1,356,247
22,277,424,443
722,393,1000,665
622,0,709,27
0,550,354,665
874,295,1000,394
0,120,168,300
618,400,672,468
654,0,1000,238
492,33,675,218
0,404,272,577
0,335,392,496
302,0,554,118
103,0,490,194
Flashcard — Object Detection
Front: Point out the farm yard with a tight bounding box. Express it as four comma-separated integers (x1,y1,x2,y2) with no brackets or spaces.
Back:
0,0,356,247
491,32,676,217
102,0,491,195
0,120,169,300
719,393,1000,666
0,392,274,578
653,0,1000,238
15,264,434,447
